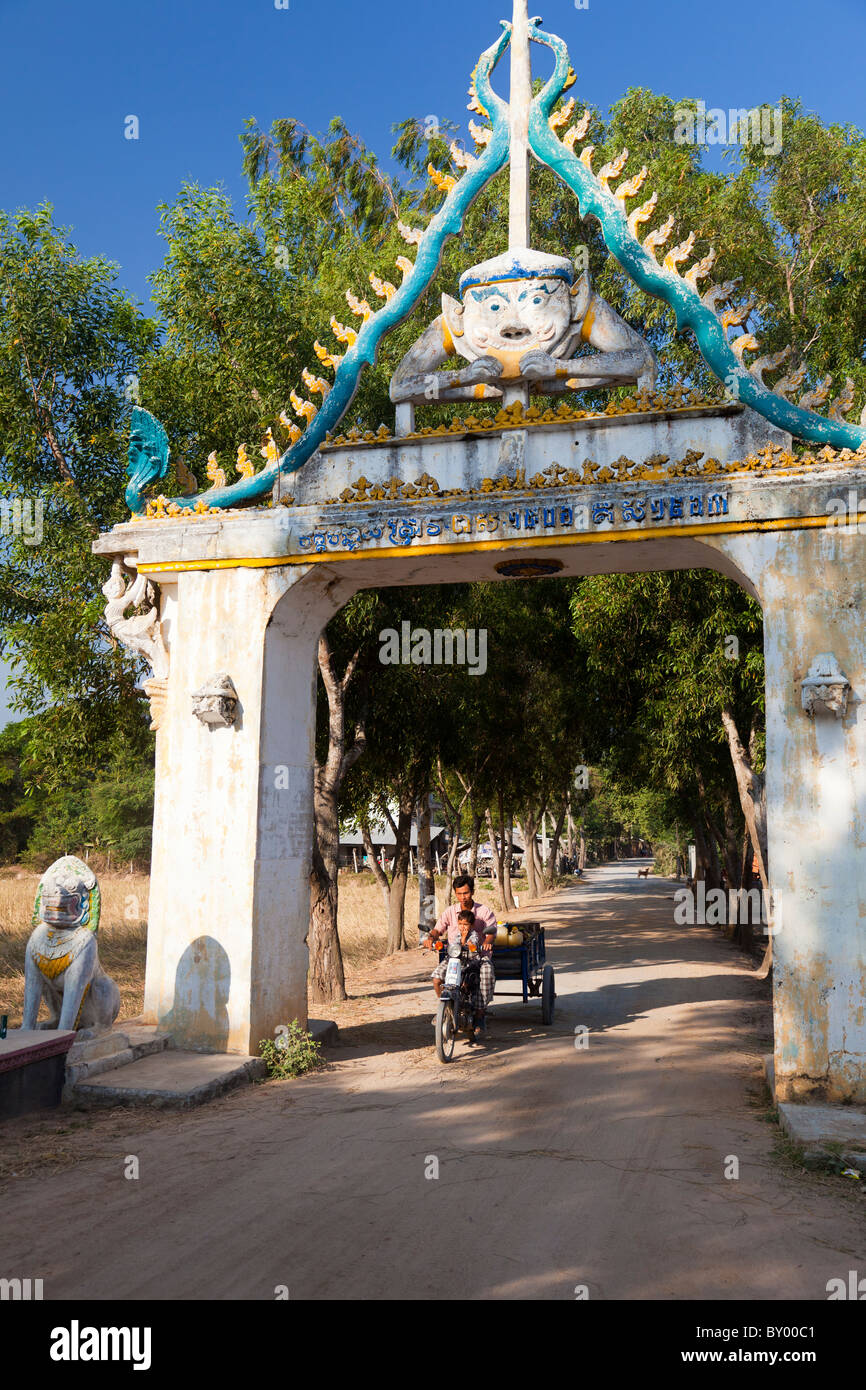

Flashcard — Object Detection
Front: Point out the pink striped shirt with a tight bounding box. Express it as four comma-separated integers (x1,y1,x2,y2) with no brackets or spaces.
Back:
433,901,498,954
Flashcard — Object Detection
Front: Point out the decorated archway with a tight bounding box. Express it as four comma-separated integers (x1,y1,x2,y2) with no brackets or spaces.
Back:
97,2,866,1104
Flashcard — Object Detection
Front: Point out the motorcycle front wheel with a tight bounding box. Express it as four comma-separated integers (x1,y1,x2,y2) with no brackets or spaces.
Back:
435,998,456,1063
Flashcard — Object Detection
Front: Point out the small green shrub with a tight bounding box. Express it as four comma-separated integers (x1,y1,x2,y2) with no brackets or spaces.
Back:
258,1021,323,1079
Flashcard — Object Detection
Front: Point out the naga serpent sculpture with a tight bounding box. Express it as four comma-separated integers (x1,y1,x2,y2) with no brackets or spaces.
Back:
126,12,866,517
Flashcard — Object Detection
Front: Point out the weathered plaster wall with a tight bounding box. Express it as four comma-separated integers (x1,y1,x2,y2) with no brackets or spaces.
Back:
721,530,866,1102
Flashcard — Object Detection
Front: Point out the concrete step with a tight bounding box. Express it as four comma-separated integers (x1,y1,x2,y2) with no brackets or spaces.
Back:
778,1100,866,1174
70,1050,266,1109
67,1032,129,1066
122,1025,172,1058
64,1025,172,1090
67,1048,135,1085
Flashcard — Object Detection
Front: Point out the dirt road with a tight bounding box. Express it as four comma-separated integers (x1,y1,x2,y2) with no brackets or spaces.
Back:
2,862,863,1300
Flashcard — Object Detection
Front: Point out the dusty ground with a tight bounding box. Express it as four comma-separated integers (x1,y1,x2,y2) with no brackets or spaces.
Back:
1,862,863,1300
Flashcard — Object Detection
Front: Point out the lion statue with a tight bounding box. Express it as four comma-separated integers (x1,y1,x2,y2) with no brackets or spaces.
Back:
20,856,120,1037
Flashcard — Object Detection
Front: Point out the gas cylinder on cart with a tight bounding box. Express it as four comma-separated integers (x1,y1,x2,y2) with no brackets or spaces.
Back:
494,923,524,947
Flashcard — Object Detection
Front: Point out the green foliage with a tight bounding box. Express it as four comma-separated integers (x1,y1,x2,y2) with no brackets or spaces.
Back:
651,843,679,877
569,569,764,875
337,577,587,831
87,740,155,864
16,717,154,868
258,1021,323,1079
571,569,763,794
0,720,36,861
0,205,159,795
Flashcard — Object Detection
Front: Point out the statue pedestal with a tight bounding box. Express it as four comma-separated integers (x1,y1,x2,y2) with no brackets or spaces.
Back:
0,1030,76,1118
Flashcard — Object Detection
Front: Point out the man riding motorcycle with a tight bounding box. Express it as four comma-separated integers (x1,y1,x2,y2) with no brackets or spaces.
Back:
425,874,497,1043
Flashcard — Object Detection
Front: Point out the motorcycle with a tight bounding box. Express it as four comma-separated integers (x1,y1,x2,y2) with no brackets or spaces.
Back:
428,938,483,1063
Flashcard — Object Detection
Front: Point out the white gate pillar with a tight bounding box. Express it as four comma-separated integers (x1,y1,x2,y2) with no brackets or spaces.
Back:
724,528,866,1102
139,562,350,1055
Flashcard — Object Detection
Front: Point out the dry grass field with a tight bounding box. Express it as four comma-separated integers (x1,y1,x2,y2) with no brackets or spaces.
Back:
0,867,528,1024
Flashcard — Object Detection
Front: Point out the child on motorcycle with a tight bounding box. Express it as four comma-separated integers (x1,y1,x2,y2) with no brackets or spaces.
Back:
426,878,498,1041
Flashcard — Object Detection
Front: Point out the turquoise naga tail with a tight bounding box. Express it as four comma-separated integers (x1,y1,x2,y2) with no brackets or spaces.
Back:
126,24,513,516
526,19,866,454
127,13,866,518
126,408,171,513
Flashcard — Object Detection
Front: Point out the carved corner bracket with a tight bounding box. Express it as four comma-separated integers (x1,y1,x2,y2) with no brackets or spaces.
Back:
102,560,170,731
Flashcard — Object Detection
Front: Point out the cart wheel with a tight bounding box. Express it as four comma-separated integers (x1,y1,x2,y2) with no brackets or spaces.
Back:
435,999,456,1063
541,965,555,1025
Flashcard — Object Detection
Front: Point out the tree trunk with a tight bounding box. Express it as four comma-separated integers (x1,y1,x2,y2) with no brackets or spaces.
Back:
435,760,465,898
578,816,586,872
721,709,768,891
417,793,436,935
544,800,568,888
517,815,538,900
362,823,391,917
721,709,772,970
309,778,345,1003
740,828,753,889
532,835,545,890
705,811,729,882
445,833,460,891
485,805,503,901
307,634,366,1004
489,792,516,912
386,794,415,953
468,813,482,877
692,816,719,889
503,816,515,911
722,792,743,890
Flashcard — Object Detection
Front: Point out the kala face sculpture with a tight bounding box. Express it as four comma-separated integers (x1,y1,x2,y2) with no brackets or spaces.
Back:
390,248,657,406
21,857,120,1036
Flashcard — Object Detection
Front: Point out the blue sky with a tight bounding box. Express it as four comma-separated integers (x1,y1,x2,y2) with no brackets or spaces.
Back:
1,0,865,723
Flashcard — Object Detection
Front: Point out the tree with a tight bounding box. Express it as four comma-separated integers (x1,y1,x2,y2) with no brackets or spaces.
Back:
570,568,766,930
0,720,36,861
0,206,158,797
308,594,383,1002
341,586,461,953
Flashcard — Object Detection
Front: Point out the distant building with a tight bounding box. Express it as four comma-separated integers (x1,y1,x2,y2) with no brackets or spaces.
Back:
339,821,448,870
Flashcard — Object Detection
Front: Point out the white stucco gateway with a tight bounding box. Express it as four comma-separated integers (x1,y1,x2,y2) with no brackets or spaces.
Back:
95,399,866,1104
93,1,866,1104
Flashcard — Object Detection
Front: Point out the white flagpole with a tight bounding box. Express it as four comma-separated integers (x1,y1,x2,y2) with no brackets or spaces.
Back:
508,0,532,250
